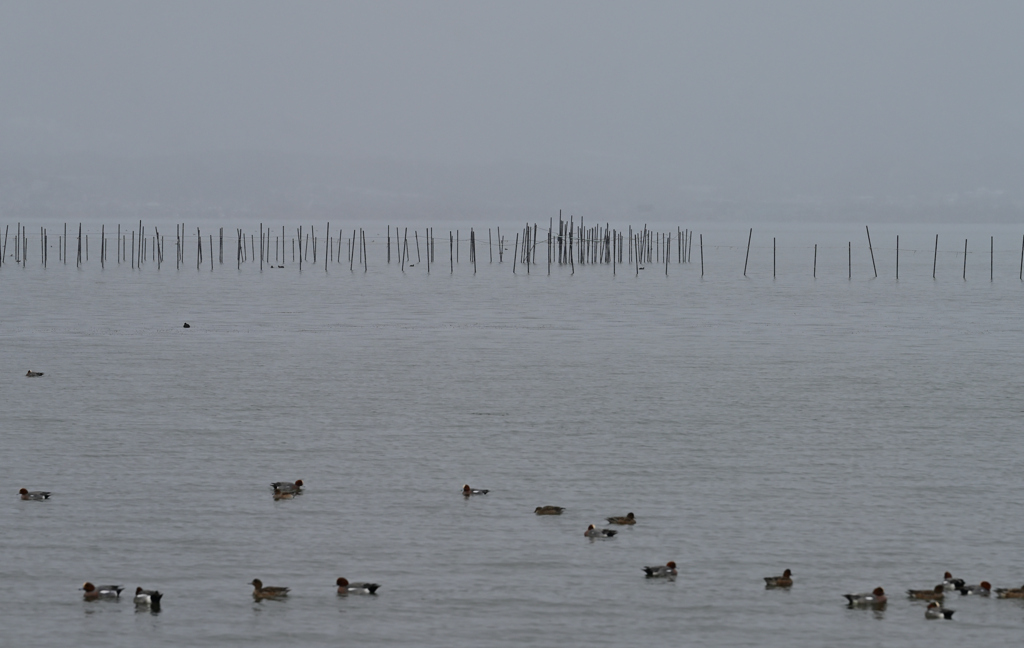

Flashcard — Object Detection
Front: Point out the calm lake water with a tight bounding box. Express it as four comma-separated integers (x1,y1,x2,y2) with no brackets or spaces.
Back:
3,221,1024,646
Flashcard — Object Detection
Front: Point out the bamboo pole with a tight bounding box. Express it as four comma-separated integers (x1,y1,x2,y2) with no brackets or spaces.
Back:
933,234,938,279
963,239,968,279
865,226,877,277
743,227,752,276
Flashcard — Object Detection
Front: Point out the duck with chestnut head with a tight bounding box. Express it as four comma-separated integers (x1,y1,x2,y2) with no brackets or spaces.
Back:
844,587,886,607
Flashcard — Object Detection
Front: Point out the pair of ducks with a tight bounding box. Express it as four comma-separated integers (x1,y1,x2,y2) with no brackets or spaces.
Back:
250,578,380,600
271,480,303,500
81,583,162,607
532,506,637,528
585,514,637,539
536,507,630,528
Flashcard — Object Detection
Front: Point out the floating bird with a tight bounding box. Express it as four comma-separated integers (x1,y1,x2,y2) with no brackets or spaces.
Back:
25,370,43,377
19,488,50,501
134,587,163,607
584,524,617,538
273,491,294,501
534,506,565,515
941,572,965,591
336,577,380,595
995,585,1024,599
462,484,489,496
250,579,289,600
844,587,886,607
182,323,190,328
642,561,678,578
764,569,793,588
82,582,123,600
906,585,944,600
925,601,955,620
606,512,636,525
958,581,991,596
271,480,303,495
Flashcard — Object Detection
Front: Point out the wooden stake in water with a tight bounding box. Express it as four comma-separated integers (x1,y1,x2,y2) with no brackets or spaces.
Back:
933,234,938,279
963,239,968,280
990,236,994,281
700,234,704,277
866,226,877,277
848,242,851,279
512,232,518,274
896,235,899,280
773,237,776,278
813,244,817,278
1020,234,1023,281
665,233,670,275
743,228,752,277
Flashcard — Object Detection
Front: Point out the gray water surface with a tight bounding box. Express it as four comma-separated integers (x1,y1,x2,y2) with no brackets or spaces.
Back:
3,223,1023,646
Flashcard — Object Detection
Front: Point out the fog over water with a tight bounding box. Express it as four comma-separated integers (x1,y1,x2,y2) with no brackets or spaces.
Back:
1,1,1023,221
2,3,1024,646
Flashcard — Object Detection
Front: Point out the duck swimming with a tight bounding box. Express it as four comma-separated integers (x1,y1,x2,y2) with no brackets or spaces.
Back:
25,370,43,377
133,587,163,607
534,506,564,515
250,579,289,600
844,587,886,607
941,572,965,591
584,524,617,538
906,585,944,600
82,583,123,600
995,585,1024,599
271,480,303,495
642,561,677,578
462,484,489,496
925,601,955,619
19,488,51,501
958,581,991,596
336,577,380,595
764,569,793,588
606,512,635,525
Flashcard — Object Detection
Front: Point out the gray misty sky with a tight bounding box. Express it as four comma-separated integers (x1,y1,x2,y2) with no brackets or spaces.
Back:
1,0,1022,220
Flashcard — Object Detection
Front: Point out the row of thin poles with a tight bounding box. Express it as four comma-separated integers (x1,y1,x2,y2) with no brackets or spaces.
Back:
746,226,1024,280
9,222,1024,282
1,220,699,277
